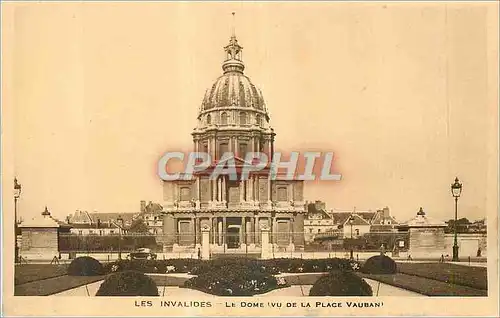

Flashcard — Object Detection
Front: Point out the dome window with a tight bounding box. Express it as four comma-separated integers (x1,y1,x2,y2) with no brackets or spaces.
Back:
206,114,212,125
239,112,247,125
221,112,228,125
256,115,262,126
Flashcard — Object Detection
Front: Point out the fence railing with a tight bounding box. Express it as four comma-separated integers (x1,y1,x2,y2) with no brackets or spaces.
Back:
57,231,410,253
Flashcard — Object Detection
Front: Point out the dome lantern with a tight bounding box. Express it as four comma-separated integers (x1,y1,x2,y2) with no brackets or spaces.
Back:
222,13,245,74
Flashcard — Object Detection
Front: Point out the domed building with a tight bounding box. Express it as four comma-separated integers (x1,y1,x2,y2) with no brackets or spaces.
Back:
161,32,306,255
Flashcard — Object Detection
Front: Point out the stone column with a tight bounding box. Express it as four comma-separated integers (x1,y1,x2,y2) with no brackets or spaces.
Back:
267,179,272,203
254,217,259,245
201,225,210,260
272,217,277,245
192,218,196,247
212,179,217,202
261,225,271,259
196,218,202,245
207,137,212,159
222,177,226,203
217,219,223,246
196,177,201,202
218,178,222,201
222,217,227,248
240,217,245,247
239,181,245,202
248,177,254,202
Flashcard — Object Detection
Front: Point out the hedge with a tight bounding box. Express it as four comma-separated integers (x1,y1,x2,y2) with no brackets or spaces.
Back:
309,270,373,296
360,254,397,274
96,270,159,296
67,256,104,276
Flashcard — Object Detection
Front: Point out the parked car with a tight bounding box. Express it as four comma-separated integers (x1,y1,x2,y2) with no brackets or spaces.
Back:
128,248,157,260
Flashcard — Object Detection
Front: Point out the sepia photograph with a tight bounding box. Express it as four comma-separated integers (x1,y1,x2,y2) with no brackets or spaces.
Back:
1,1,498,317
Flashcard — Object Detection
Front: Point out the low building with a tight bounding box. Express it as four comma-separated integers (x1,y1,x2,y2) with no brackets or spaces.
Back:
19,207,72,260
303,201,336,242
66,210,136,235
140,200,164,234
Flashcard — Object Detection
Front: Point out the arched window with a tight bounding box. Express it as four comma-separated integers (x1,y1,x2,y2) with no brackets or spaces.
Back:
221,112,228,125
239,112,247,125
238,143,247,159
206,114,211,125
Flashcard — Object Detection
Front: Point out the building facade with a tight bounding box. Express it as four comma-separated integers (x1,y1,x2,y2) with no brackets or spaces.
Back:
140,201,164,235
66,210,134,235
162,32,306,253
307,206,399,242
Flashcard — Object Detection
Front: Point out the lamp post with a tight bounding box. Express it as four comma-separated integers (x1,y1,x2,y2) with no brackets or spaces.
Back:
348,215,355,260
14,178,22,264
117,216,123,260
451,177,463,262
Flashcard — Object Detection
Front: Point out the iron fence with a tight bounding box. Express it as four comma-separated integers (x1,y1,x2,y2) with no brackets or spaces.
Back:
57,231,409,254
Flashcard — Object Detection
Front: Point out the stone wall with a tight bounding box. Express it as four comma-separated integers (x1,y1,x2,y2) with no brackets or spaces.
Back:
444,233,487,257
20,227,59,260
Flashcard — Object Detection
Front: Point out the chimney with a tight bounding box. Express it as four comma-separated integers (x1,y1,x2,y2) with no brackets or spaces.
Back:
140,200,146,213
383,207,390,218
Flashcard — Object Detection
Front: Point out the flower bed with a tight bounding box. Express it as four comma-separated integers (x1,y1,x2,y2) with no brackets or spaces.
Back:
184,264,288,296
104,258,356,275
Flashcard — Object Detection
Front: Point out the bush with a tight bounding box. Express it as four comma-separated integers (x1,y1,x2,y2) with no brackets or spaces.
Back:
96,270,159,296
67,256,104,276
309,270,373,296
184,264,287,296
361,254,397,274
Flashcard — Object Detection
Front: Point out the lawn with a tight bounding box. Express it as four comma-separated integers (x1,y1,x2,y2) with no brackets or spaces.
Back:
15,275,105,296
396,262,487,290
15,264,68,285
358,273,487,297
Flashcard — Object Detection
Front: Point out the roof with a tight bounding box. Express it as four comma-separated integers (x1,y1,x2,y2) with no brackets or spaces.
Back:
69,223,120,229
143,202,163,214
340,213,371,226
370,224,397,232
306,202,332,219
89,213,137,224
67,210,92,224
329,212,375,225
20,208,69,228
399,208,446,228
371,210,399,225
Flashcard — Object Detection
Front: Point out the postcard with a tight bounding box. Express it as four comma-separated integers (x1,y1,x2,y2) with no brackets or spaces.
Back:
2,1,498,316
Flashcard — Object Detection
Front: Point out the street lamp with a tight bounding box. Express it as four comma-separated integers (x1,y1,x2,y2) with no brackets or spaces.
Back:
348,215,355,260
451,177,463,261
117,216,123,260
14,178,22,264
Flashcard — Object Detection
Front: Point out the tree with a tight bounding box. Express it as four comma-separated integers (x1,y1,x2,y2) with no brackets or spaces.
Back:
128,218,150,233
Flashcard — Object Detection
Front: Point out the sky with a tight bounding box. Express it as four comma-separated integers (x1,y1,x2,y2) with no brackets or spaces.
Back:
2,2,498,224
